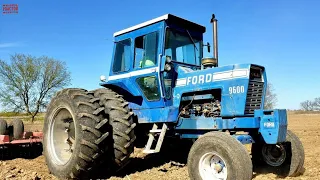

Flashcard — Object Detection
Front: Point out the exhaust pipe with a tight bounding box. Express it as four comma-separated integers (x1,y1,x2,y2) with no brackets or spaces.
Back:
210,14,218,67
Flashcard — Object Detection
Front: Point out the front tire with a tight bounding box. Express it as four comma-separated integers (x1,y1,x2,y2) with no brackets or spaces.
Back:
43,88,110,179
187,131,253,180
251,130,305,177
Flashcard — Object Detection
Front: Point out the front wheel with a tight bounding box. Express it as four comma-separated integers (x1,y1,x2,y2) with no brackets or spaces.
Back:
251,130,305,177
187,131,253,180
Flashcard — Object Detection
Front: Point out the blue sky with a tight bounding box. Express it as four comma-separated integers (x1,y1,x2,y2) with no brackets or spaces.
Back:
0,0,319,110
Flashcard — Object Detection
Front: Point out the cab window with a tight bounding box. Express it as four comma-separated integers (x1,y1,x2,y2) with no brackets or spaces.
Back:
165,28,202,66
134,31,159,69
112,39,131,73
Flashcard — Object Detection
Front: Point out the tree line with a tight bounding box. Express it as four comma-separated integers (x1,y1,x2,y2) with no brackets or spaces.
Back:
300,97,320,111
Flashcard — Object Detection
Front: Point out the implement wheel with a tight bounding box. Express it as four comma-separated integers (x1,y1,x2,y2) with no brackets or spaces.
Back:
0,119,7,135
43,88,110,179
10,119,24,139
252,130,305,177
187,131,253,180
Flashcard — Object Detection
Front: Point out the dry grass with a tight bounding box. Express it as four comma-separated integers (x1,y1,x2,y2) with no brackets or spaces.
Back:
0,112,45,122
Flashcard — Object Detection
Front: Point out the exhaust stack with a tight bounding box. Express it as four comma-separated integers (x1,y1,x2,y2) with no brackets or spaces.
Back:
210,14,218,67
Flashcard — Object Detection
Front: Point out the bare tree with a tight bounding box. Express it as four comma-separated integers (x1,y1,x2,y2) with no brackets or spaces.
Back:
312,97,320,111
300,100,315,111
264,82,277,109
0,53,71,122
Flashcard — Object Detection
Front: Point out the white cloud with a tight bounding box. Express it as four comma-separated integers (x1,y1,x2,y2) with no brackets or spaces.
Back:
0,42,22,48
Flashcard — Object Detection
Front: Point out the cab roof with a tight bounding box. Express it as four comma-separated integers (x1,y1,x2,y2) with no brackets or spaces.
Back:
113,14,206,37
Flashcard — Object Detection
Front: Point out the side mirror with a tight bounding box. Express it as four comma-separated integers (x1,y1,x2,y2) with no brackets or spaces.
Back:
203,42,210,53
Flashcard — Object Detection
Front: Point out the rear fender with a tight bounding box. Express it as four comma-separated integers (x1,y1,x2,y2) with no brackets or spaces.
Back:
100,84,143,106
100,80,141,96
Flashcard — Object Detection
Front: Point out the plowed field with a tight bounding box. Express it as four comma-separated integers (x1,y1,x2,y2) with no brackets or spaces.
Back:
0,113,318,180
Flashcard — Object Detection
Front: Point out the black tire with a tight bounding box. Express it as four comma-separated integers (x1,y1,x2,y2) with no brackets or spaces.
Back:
43,88,110,179
251,130,305,177
0,119,7,135
93,88,136,169
187,131,253,180
10,119,24,139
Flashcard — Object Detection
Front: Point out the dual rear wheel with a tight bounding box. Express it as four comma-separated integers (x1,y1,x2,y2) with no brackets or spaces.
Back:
43,88,136,179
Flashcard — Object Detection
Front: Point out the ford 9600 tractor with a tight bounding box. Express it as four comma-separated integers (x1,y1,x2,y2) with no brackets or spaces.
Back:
42,14,305,180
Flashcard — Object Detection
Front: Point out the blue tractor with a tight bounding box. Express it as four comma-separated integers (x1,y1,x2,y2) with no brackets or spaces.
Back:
42,14,305,180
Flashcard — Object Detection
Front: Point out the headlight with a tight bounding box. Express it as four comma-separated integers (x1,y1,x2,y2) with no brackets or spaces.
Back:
100,75,106,82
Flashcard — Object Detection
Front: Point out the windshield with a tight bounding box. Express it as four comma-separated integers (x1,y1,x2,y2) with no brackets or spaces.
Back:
164,28,202,66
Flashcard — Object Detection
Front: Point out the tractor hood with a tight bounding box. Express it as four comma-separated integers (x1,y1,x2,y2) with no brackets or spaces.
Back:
172,63,266,117
174,63,264,87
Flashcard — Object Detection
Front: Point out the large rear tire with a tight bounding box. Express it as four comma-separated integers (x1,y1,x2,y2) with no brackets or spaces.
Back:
251,130,305,177
43,88,110,179
187,131,253,180
92,88,136,169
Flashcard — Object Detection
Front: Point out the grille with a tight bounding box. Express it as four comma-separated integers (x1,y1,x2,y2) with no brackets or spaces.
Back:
245,80,264,114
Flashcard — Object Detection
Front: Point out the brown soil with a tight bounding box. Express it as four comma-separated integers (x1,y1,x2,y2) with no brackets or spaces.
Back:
0,113,318,180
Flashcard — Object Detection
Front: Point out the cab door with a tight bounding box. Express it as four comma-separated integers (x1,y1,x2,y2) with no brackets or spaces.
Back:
129,25,166,111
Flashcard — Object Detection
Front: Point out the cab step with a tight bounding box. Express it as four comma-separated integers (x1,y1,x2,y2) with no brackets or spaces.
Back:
142,123,167,154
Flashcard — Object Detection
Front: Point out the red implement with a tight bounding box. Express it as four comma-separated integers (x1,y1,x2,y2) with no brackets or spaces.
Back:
0,131,43,160
0,131,43,144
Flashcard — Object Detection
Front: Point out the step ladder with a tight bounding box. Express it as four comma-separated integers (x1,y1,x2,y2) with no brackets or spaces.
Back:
142,123,167,154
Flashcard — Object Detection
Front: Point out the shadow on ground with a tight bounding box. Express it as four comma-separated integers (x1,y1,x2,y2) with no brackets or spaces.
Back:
93,138,193,179
89,137,307,179
252,164,306,179
0,143,43,161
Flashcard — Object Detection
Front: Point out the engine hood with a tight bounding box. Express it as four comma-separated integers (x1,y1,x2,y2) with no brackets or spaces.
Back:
175,63,263,87
172,63,266,117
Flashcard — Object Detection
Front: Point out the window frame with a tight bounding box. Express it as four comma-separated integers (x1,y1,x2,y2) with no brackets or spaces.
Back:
164,27,203,67
112,38,132,74
133,31,160,70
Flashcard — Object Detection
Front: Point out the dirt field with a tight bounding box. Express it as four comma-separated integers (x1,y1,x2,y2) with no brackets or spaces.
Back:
0,113,319,180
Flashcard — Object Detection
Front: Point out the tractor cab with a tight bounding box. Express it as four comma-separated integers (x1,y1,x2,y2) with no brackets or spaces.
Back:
101,14,210,119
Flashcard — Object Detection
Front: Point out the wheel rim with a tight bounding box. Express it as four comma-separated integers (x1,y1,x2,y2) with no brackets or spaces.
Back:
199,152,228,180
48,107,76,165
261,144,286,166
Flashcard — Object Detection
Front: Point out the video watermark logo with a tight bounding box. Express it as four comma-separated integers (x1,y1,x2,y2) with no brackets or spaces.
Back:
2,4,19,14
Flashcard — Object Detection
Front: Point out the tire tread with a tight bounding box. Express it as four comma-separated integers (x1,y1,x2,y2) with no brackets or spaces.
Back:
43,88,110,179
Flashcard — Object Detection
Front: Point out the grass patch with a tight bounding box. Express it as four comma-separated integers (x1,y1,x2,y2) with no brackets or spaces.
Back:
0,112,45,122
18,116,45,122
0,112,29,117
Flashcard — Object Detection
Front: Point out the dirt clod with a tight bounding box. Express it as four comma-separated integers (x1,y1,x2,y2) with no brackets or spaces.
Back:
5,174,15,178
